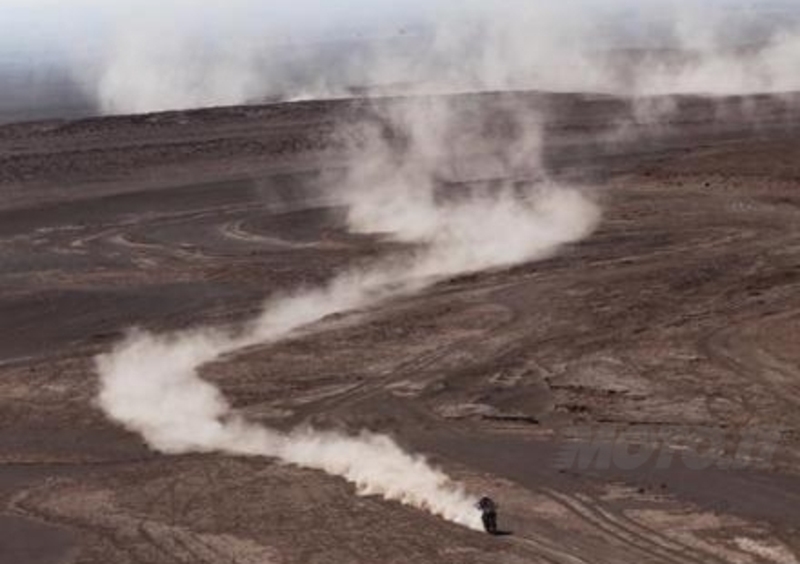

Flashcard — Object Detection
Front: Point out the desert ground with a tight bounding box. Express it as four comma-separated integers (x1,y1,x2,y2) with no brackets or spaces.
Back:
1,91,799,563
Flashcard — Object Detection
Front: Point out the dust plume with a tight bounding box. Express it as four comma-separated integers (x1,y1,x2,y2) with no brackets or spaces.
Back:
95,97,599,529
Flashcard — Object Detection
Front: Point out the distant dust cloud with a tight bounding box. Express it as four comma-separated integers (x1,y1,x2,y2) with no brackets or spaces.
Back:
72,0,800,114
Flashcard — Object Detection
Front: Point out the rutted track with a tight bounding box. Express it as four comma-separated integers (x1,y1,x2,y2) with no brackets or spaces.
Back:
1,92,800,563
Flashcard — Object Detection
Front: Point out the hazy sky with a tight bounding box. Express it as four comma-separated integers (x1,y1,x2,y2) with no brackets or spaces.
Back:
1,0,431,56
1,0,797,63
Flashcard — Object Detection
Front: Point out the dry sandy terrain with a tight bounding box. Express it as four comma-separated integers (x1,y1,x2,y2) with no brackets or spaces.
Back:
1,91,799,563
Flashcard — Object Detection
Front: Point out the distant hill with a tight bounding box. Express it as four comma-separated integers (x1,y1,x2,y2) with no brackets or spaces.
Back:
0,62,96,124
